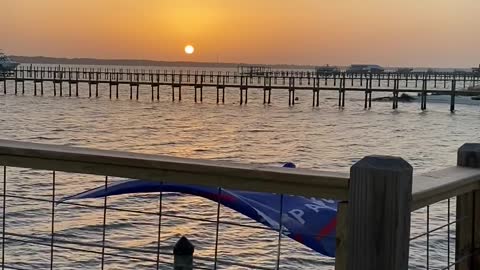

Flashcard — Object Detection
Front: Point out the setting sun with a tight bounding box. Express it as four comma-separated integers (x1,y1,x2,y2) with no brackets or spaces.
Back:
184,45,194,55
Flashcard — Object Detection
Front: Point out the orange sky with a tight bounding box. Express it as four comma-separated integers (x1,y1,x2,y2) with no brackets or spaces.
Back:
2,0,479,67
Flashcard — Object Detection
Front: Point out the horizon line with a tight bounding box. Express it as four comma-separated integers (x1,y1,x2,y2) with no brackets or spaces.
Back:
8,55,479,70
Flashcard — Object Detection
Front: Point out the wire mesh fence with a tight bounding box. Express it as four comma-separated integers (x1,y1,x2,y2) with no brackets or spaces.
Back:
409,194,480,270
410,198,457,270
0,141,479,270
0,166,335,270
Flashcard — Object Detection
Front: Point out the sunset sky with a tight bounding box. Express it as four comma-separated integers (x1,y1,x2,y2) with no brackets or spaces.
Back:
2,0,479,67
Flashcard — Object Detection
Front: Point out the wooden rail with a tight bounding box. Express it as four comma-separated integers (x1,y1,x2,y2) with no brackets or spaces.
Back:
0,139,349,199
0,139,479,269
412,167,480,210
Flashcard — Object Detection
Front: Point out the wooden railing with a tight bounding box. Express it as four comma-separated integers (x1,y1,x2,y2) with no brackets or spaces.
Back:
0,139,479,269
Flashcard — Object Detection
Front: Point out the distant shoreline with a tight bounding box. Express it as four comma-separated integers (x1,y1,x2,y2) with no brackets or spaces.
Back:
9,55,316,70
8,55,476,71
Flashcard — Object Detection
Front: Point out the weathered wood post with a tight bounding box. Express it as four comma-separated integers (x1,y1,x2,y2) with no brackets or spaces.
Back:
456,144,480,270
173,236,194,270
14,70,18,95
450,79,456,112
347,155,413,270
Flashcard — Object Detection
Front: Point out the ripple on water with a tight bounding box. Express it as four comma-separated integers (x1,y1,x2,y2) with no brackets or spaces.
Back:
0,79,479,269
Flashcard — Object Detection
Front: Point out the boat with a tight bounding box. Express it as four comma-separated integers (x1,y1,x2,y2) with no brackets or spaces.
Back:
315,65,339,75
346,64,384,73
472,64,480,74
0,51,19,72
396,68,413,74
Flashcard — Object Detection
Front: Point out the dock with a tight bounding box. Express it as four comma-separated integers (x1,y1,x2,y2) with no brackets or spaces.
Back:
1,65,480,111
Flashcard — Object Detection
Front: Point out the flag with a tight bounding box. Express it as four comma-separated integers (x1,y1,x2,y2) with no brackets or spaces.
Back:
61,163,338,257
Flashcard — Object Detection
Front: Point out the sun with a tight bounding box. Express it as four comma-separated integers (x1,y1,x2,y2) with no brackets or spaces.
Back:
184,45,195,55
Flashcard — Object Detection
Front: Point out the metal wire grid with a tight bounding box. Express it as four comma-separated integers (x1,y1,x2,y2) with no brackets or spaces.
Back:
0,166,334,270
408,197,476,270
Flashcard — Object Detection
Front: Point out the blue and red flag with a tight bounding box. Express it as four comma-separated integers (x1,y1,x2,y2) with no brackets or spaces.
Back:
61,163,338,257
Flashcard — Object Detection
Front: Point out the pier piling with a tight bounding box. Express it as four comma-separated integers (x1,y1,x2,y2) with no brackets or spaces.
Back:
450,80,456,112
3,66,480,112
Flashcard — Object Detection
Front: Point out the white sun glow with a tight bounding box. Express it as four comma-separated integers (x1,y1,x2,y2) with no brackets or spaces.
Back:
184,45,194,54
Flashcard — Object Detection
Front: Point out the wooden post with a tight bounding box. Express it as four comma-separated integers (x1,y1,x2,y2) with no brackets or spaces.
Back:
364,76,369,109
173,236,194,270
456,144,480,270
450,80,456,112
348,156,413,270
2,76,5,95
393,79,398,110
368,75,373,108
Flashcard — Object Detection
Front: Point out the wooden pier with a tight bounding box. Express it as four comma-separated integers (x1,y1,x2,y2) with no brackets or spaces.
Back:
1,65,480,111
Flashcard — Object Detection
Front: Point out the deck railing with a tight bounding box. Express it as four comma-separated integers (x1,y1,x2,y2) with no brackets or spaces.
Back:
0,139,479,269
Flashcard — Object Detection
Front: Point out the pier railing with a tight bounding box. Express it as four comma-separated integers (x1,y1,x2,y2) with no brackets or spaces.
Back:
2,65,480,111
0,139,479,269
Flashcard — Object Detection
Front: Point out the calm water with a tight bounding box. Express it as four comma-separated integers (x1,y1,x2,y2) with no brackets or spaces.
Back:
1,65,479,269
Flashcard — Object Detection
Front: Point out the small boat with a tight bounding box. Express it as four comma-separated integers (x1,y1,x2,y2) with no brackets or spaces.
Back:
472,65,480,74
396,68,413,74
0,51,19,72
315,65,339,75
346,64,384,73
